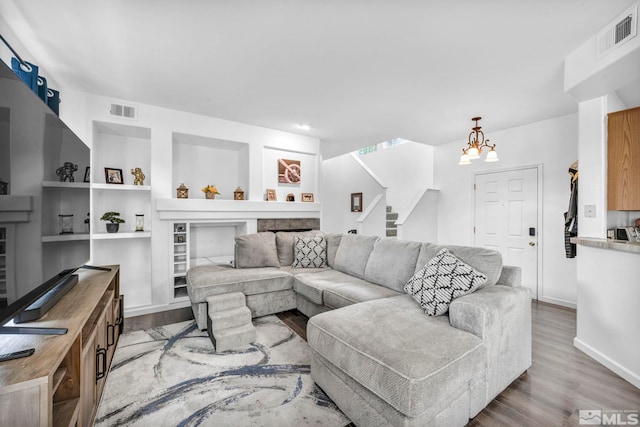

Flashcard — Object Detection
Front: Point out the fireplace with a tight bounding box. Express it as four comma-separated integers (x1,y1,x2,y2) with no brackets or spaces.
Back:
257,218,320,233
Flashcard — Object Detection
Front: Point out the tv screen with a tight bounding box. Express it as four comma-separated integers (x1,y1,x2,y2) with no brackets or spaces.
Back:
0,59,90,332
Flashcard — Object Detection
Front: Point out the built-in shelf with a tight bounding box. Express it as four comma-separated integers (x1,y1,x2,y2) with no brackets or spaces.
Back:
92,232,152,240
42,181,90,189
42,234,90,243
92,183,151,191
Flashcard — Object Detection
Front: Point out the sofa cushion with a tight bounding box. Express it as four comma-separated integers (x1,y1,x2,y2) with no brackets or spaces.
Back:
405,248,487,316
323,281,402,309
234,232,279,268
186,264,292,302
307,294,486,418
416,243,502,289
292,236,327,268
363,238,421,292
333,234,379,279
324,233,343,268
275,231,322,266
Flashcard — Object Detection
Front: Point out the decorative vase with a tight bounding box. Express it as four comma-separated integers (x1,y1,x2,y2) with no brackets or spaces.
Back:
106,223,119,233
205,192,216,200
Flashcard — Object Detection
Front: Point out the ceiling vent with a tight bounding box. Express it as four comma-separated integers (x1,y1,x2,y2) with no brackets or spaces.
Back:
109,102,137,120
596,4,637,59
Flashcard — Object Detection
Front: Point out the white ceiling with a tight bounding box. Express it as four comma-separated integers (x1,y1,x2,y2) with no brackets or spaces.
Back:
0,0,636,158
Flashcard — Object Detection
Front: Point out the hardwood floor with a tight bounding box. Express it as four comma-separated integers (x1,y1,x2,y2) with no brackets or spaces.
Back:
278,302,640,426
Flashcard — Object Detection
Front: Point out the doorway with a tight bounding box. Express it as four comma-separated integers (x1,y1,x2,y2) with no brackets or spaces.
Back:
474,167,540,299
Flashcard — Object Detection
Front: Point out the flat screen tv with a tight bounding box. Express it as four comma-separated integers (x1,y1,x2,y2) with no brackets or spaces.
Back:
0,58,91,340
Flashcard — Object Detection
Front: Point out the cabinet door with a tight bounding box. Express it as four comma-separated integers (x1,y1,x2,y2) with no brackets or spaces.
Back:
608,106,640,210
80,333,97,427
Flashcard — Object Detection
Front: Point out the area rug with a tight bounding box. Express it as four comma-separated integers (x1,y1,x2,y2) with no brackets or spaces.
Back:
95,315,351,427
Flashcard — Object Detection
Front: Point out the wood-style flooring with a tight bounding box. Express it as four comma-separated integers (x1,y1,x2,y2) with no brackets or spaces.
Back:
126,302,640,426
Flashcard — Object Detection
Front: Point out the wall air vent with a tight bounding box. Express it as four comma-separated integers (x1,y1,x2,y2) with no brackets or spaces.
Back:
109,102,137,120
596,4,637,59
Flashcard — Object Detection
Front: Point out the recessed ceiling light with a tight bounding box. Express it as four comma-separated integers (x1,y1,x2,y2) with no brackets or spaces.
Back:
296,124,311,131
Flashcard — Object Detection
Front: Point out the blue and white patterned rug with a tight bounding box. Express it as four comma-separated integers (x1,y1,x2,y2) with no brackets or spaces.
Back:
95,315,351,427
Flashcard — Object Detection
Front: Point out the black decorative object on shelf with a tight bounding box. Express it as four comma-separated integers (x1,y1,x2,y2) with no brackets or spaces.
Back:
56,162,78,182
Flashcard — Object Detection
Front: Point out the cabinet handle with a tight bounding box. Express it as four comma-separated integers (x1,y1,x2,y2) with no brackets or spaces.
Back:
117,296,125,334
107,323,115,348
96,347,107,383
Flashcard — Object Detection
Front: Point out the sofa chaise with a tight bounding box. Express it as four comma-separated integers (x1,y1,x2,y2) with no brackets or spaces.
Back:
186,231,531,426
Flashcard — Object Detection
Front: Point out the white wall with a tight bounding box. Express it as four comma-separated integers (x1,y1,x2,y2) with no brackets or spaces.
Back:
435,114,579,307
322,154,386,236
58,89,322,315
360,142,434,213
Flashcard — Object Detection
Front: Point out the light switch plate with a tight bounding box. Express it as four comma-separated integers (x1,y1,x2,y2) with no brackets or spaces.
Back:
584,204,596,218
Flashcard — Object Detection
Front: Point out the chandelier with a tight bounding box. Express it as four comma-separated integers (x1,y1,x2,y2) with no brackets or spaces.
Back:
458,117,499,165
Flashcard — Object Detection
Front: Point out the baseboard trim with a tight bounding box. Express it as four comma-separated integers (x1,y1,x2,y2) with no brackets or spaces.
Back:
538,296,576,309
574,337,640,389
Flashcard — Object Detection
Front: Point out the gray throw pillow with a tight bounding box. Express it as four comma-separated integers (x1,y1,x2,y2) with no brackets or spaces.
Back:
234,232,279,268
292,236,327,268
404,248,487,316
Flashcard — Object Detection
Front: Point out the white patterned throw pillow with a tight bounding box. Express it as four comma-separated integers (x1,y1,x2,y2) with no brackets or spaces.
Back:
292,236,327,268
404,248,487,316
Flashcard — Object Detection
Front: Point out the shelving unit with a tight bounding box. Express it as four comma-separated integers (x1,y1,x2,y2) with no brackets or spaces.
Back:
172,223,189,300
92,121,153,310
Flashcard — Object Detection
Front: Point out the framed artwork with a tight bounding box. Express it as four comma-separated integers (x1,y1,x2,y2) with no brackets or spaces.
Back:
266,188,277,201
278,158,301,184
104,167,123,184
83,167,91,183
351,192,362,212
301,193,314,202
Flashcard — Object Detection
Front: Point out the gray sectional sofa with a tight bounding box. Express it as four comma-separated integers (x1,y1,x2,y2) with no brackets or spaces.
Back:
186,231,532,427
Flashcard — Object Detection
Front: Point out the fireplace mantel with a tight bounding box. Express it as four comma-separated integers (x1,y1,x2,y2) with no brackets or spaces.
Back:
0,195,33,223
155,198,321,221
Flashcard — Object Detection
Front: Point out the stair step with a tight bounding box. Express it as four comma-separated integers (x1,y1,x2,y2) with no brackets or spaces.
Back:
386,220,397,228
208,306,252,332
386,228,398,237
206,292,246,313
387,212,398,221
209,322,256,352
386,206,392,213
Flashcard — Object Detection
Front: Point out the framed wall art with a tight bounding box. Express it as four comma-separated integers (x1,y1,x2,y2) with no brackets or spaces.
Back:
266,188,277,201
278,158,301,184
351,192,362,212
301,193,314,202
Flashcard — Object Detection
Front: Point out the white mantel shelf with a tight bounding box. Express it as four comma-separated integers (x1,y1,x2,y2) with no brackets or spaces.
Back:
0,195,33,223
156,198,321,220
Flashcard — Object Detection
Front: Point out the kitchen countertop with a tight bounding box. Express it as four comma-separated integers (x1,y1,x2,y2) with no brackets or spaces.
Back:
574,237,640,254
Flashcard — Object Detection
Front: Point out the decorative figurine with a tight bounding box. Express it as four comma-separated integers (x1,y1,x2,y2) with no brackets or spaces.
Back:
56,162,78,182
233,187,245,200
177,183,189,199
131,167,145,185
286,193,295,202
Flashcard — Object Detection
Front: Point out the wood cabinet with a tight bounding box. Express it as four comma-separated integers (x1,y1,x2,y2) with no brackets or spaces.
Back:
0,266,121,427
608,106,640,211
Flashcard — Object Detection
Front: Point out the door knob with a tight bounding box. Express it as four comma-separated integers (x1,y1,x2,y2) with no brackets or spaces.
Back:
529,241,536,246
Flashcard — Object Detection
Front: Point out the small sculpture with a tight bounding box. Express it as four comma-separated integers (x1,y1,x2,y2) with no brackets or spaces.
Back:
56,162,78,182
131,167,145,185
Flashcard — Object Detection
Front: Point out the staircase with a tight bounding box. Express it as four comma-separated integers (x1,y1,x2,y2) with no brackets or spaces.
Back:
386,206,398,238
206,292,256,352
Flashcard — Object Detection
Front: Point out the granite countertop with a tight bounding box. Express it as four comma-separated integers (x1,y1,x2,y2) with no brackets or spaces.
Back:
574,237,640,254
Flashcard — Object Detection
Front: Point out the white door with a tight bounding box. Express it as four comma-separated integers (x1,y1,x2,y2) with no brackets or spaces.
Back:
474,168,538,298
